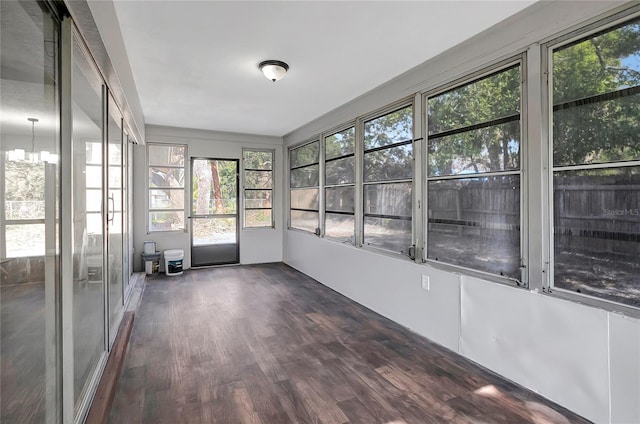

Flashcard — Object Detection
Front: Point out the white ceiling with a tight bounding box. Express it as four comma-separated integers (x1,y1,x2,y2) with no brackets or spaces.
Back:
112,1,535,137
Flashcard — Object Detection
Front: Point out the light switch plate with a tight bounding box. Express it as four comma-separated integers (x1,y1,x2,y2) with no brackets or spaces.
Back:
421,275,430,290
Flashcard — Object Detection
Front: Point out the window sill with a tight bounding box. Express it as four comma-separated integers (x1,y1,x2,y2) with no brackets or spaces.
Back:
548,287,640,319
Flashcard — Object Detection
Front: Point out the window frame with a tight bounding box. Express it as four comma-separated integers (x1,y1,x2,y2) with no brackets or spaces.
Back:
242,148,275,229
288,139,320,234
545,10,640,313
422,57,527,287
146,142,187,234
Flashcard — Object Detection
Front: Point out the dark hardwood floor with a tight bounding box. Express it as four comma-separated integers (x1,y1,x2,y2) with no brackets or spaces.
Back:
108,263,590,424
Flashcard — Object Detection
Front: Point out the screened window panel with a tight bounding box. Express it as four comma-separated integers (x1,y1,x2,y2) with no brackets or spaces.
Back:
245,210,272,228
553,20,640,105
149,189,184,210
553,95,640,167
553,167,640,308
325,213,355,241
427,176,520,278
428,120,520,177
325,186,354,213
290,165,319,188
427,66,520,136
364,217,412,253
325,127,354,160
244,190,272,209
364,183,412,217
325,156,354,185
149,167,185,188
149,211,185,232
291,210,318,233
364,105,413,150
243,150,273,170
290,188,319,210
245,170,273,189
364,144,413,182
290,142,319,168
148,145,185,167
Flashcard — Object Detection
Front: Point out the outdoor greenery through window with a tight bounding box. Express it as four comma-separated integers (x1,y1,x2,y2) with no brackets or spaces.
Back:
325,126,355,242
552,18,640,307
290,140,319,233
148,143,186,232
363,105,413,253
427,64,522,279
243,149,274,228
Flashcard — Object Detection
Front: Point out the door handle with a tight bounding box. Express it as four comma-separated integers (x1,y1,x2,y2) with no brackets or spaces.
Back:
108,195,115,222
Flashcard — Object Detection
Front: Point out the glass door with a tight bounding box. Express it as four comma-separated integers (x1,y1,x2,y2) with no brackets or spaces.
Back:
191,158,239,266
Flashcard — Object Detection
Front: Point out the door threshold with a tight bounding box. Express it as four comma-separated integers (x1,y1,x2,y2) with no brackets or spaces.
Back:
190,262,240,269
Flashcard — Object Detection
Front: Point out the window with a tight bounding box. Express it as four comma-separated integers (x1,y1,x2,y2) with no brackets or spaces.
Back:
426,64,522,279
147,143,186,232
289,140,320,233
551,19,640,308
243,149,274,228
363,105,413,253
324,126,355,242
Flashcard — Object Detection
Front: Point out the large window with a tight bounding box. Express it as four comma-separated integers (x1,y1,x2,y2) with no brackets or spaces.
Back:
243,149,274,228
426,64,522,279
324,126,355,242
289,140,320,233
147,143,186,232
363,105,413,253
551,18,640,308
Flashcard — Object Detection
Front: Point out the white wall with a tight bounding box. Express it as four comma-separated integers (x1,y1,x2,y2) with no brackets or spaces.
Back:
284,2,640,423
133,125,284,271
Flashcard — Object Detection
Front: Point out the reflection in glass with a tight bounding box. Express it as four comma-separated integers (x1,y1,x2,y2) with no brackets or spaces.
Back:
72,35,106,406
364,105,413,150
428,120,520,176
364,144,413,182
148,145,185,166
150,189,185,210
291,210,318,233
427,176,520,278
554,168,640,307
149,167,185,188
364,218,412,253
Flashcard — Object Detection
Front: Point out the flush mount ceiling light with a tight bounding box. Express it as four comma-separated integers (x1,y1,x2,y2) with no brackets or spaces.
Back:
258,60,289,82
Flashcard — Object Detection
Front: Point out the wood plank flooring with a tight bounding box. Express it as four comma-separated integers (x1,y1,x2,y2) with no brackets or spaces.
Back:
108,263,591,424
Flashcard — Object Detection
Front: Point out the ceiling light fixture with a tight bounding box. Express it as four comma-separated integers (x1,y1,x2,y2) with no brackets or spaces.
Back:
258,60,289,82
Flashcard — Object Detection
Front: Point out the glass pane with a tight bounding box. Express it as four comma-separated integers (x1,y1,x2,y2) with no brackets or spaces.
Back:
291,210,318,233
325,186,354,213
149,167,185,188
245,170,272,189
72,35,106,406
364,217,412,253
86,189,101,213
243,150,273,170
553,167,640,307
364,144,413,182
149,211,185,232
325,156,354,185
290,164,319,188
290,188,318,210
428,120,520,177
149,189,185,210
364,183,412,217
148,144,185,166
427,176,521,279
192,217,237,245
553,95,640,166
4,161,45,220
428,65,520,136
325,127,354,160
245,210,272,228
245,190,272,209
290,141,319,168
5,224,45,257
192,159,237,215
364,105,413,150
553,19,640,105
325,213,354,241
108,96,123,331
